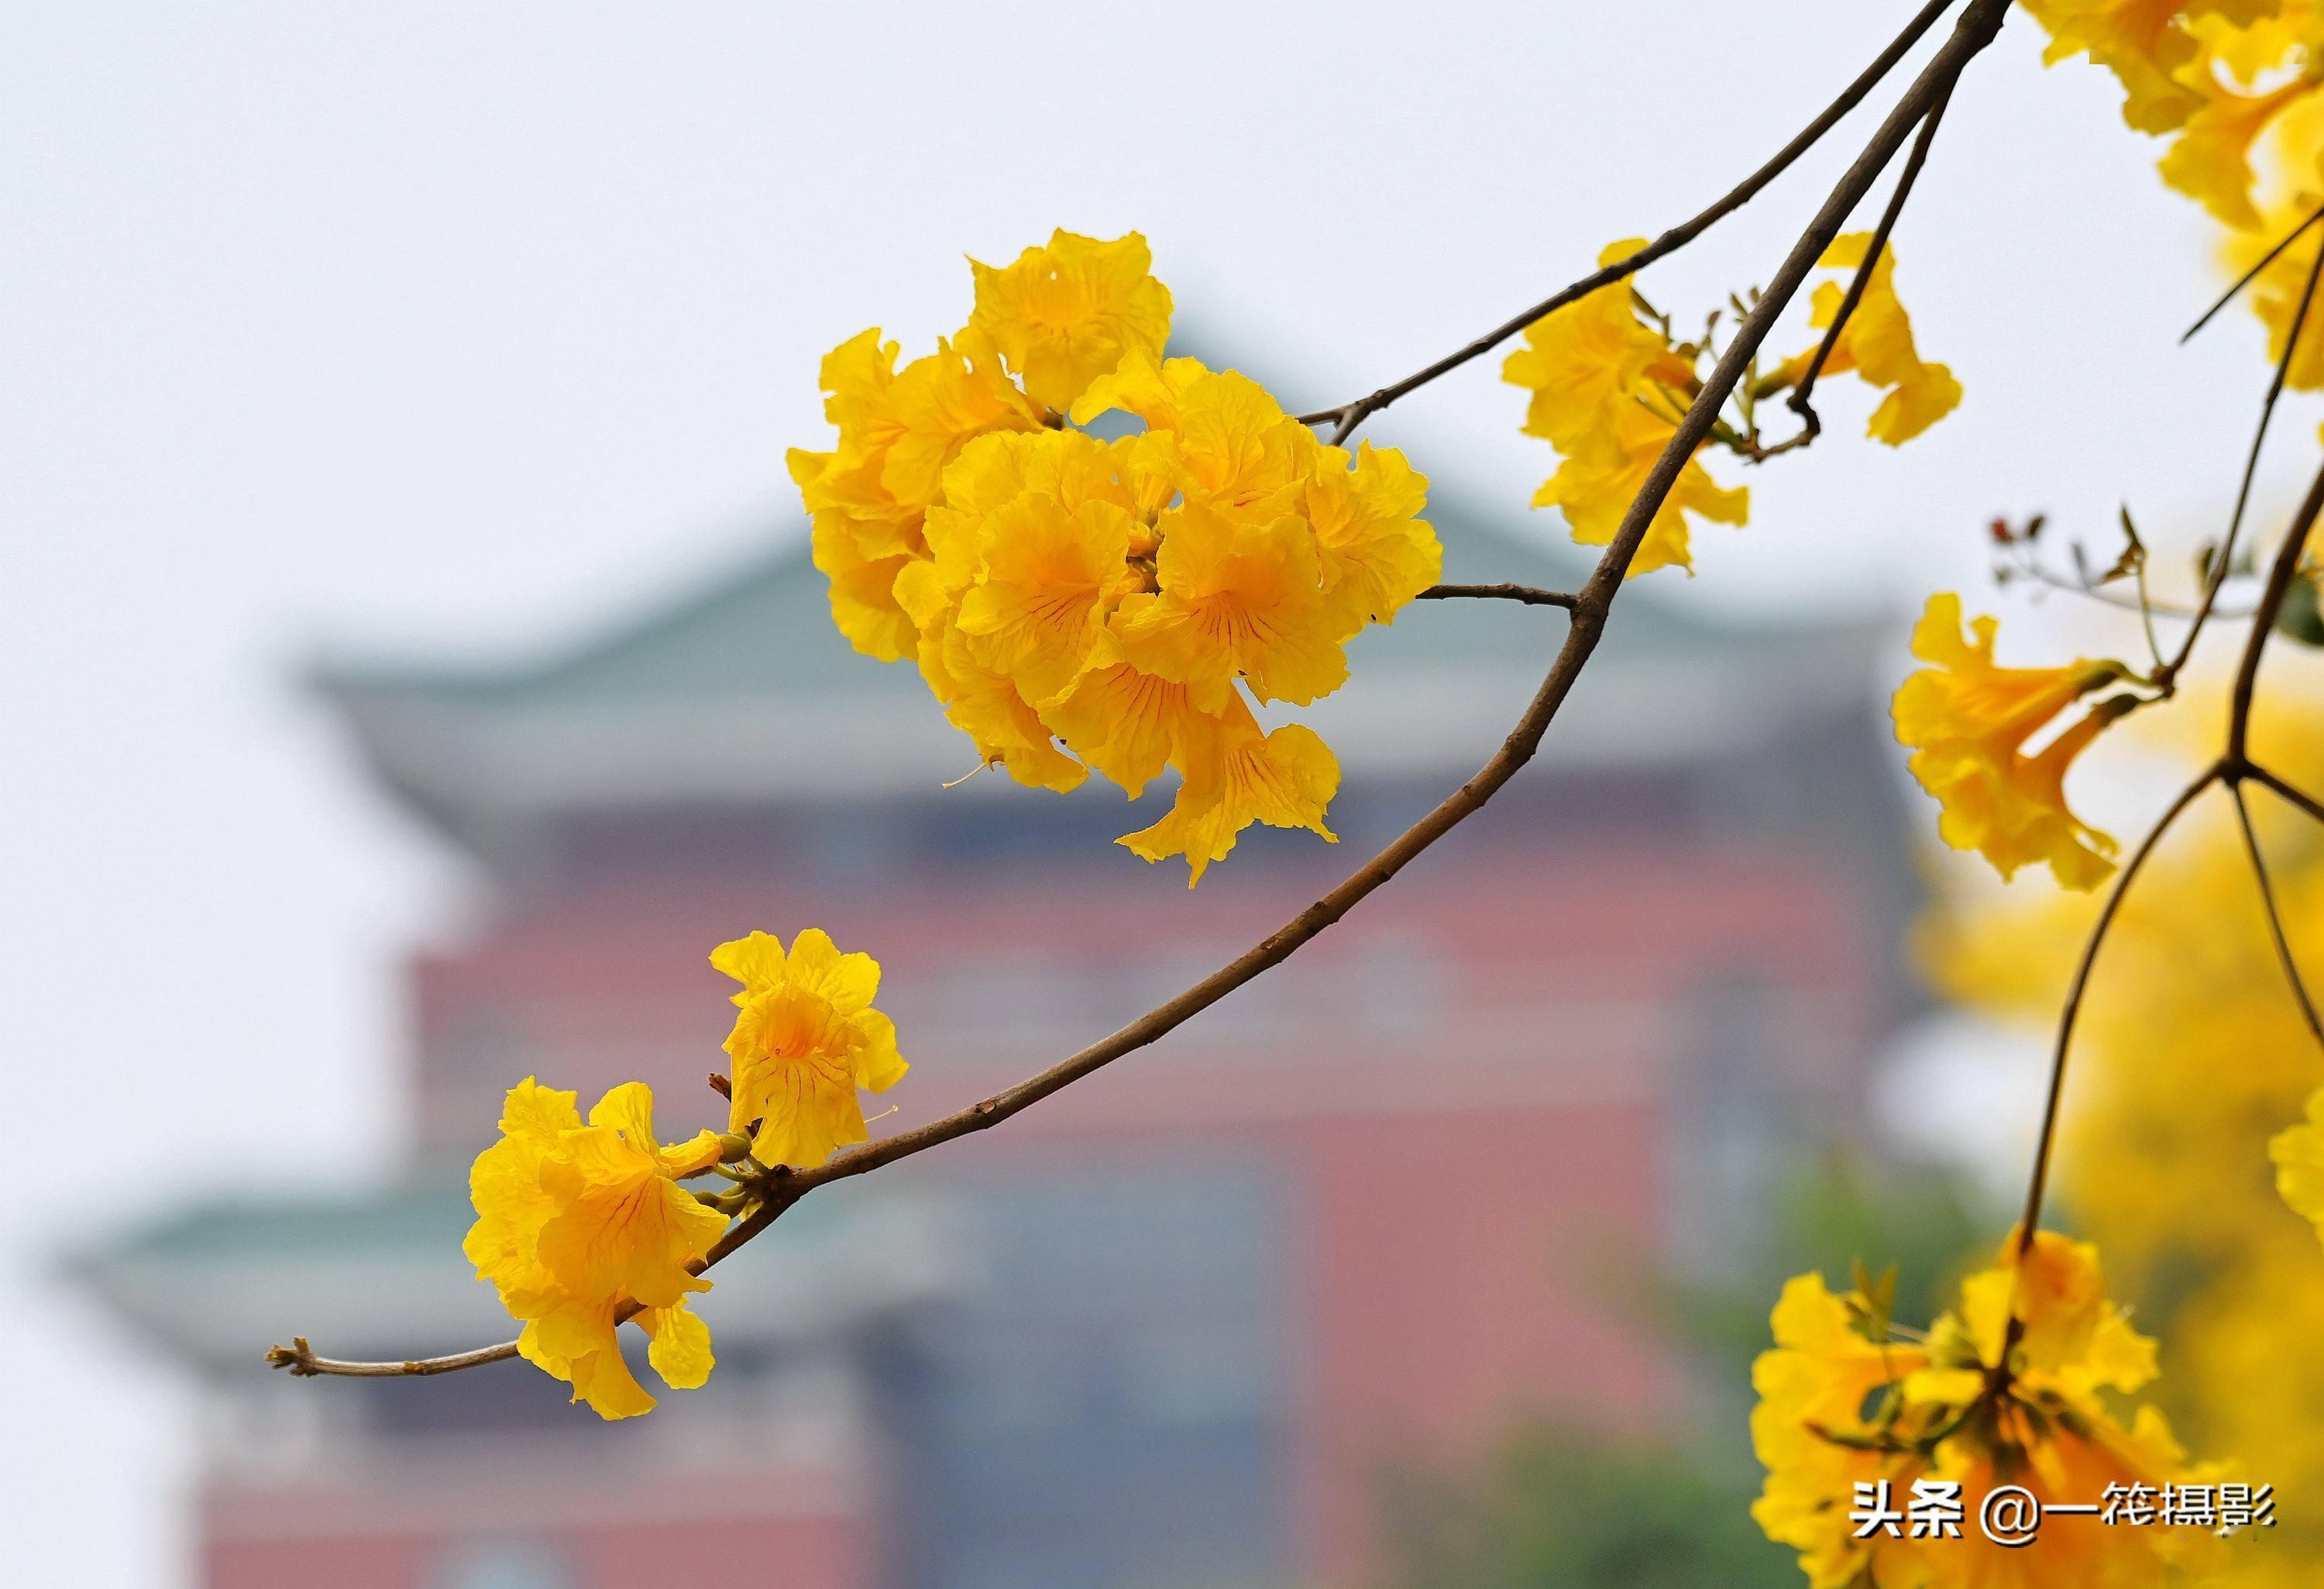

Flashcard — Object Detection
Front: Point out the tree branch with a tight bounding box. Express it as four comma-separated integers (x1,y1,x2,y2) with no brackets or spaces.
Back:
2183,200,2324,344
265,1335,521,1377
2252,763,2324,828
1416,583,1580,609
2229,780,2324,1047
2164,207,2324,683
2014,766,2223,1253
2226,459,2324,765
1298,0,1965,444
273,0,2014,1381
1787,77,1954,432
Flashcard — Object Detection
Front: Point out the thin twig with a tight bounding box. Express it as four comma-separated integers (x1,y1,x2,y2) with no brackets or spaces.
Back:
274,0,2015,1380
266,1336,521,1377
2009,561,2255,620
1297,0,1965,445
2165,212,2324,681
2252,763,2324,828
2183,200,2324,344
2229,779,2324,1046
1416,583,1580,609
1788,78,1955,431
2014,766,2223,1252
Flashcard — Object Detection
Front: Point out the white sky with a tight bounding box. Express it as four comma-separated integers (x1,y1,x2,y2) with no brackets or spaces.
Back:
5,5,2316,1584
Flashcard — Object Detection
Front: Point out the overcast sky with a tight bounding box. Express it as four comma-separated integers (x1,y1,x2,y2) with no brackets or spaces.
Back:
5,5,2316,1584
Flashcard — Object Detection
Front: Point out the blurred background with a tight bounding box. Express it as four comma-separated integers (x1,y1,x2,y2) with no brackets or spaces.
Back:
9,4,2322,1587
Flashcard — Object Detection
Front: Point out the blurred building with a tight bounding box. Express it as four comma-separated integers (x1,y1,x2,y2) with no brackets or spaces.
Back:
81,489,1917,1589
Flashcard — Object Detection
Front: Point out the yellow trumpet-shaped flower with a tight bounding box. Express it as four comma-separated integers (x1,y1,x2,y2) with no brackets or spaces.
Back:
789,327,1042,661
1111,499,1350,710
1501,238,1693,454
1117,696,1339,886
2161,71,2320,231
1752,1233,2223,1589
1071,350,1322,514
2017,0,2275,135
1893,593,2132,890
464,1078,729,1419
1298,440,1442,630
1749,1271,1933,1589
1037,658,1204,802
1795,234,1961,446
1535,397,1749,580
950,430,1144,705
968,229,1174,414
1501,239,1747,578
713,929,907,1169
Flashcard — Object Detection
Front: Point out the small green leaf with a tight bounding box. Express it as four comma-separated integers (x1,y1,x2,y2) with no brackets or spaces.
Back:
2278,571,2324,647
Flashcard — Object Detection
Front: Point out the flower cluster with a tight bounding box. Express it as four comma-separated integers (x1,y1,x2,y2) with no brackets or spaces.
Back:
1500,232,1957,578
464,1078,730,1419
464,928,902,1416
791,230,1441,882
1752,1230,2224,1589
1892,591,2135,889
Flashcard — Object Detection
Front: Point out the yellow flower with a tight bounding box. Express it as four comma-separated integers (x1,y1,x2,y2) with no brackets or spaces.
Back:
2226,191,2324,392
951,430,1143,703
1892,593,2132,889
1037,658,1203,801
968,229,1174,414
2018,0,2279,134
1752,1234,2223,1589
1111,499,1351,711
789,327,1041,660
799,243,1434,881
1298,441,1442,629
2270,1082,2324,1233
1795,234,1961,445
2161,71,2319,230
1118,696,1339,886
1071,350,1322,513
1501,238,1694,452
463,1078,729,1419
713,929,907,1168
1535,397,1748,579
1501,239,1741,578
1748,1272,1931,1589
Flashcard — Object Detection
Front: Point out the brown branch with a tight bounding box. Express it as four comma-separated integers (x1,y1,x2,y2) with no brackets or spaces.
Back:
2164,208,2324,683
2014,766,2223,1252
1298,0,1965,444
2252,763,2324,828
2229,780,2324,1046
1416,583,1580,609
266,1335,521,1377
273,0,2014,1381
1787,77,1955,432
2012,562,2253,620
2184,200,2324,344
2227,463,2324,764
